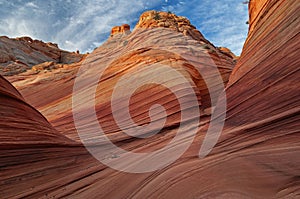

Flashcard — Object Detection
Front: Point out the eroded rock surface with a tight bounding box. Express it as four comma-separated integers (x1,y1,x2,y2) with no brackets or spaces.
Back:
1,1,299,198
8,12,235,141
0,36,84,76
111,24,131,37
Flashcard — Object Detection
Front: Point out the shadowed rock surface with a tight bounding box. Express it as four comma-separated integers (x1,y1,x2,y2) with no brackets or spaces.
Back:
0,36,84,76
0,0,299,198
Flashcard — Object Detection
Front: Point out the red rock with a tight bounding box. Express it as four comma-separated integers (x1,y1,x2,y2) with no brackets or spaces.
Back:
31,61,56,71
1,15,235,196
121,24,130,32
111,24,131,37
136,11,209,43
0,36,85,76
1,1,299,197
111,26,121,35
11,15,234,140
208,0,300,197
0,75,71,146
218,47,238,60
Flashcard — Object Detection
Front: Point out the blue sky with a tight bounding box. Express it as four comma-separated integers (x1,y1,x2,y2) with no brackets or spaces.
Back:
0,0,249,55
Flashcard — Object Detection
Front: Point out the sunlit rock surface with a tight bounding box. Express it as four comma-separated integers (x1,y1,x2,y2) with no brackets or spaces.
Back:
1,1,299,198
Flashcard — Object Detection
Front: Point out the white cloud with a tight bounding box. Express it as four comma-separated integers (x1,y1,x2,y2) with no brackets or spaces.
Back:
0,0,249,55
162,0,249,55
26,2,39,8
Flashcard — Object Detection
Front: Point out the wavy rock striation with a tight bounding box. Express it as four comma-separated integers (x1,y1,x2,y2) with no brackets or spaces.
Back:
8,11,235,141
1,1,299,198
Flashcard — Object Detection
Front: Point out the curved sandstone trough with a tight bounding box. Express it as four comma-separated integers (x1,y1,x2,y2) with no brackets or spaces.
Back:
1,0,299,198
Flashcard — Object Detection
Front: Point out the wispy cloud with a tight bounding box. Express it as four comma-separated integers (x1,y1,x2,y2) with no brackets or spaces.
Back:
162,0,249,55
26,2,39,8
54,1,163,52
0,0,248,55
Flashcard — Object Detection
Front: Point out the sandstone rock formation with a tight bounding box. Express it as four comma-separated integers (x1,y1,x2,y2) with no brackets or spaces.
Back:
199,0,300,197
0,36,85,76
218,47,238,60
111,24,131,37
8,11,235,140
1,0,299,198
137,11,208,43
0,75,72,146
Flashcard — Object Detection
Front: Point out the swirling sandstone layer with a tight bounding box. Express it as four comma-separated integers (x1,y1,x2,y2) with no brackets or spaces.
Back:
1,1,299,198
1,12,234,197
0,75,72,146
8,12,234,141
203,0,300,197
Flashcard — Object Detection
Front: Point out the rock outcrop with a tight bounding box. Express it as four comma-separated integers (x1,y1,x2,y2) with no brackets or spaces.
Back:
1,1,299,198
0,36,85,76
137,11,207,42
218,47,238,60
111,24,131,37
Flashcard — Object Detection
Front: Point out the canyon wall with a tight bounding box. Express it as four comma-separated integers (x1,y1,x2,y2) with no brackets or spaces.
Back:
0,0,299,198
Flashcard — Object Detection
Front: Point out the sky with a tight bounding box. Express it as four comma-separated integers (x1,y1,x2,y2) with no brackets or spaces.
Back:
0,0,249,55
